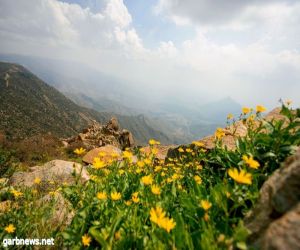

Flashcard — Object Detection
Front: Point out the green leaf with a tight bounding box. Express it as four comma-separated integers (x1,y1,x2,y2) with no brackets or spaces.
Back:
89,226,108,248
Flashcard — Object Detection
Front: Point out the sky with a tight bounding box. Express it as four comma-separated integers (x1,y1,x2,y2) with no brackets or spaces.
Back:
0,0,299,108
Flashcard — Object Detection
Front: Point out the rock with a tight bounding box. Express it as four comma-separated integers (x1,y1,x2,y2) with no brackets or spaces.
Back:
142,145,176,161
82,145,122,164
245,148,300,249
119,129,135,149
261,203,300,250
9,160,89,187
39,192,74,227
65,118,135,150
0,200,12,213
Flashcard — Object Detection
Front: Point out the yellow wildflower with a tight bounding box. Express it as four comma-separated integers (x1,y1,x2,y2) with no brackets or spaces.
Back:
125,200,132,206
242,107,250,114
144,158,152,165
111,192,122,201
192,141,204,147
122,151,133,160
98,152,107,157
149,139,160,145
242,155,260,169
10,189,23,198
194,175,202,185
154,166,162,172
131,192,139,203
141,175,153,185
150,206,166,225
137,161,145,168
151,185,161,195
114,231,121,240
160,217,176,233
200,200,212,211
186,148,193,153
228,168,252,185
93,157,106,169
74,147,86,155
215,128,225,140
97,192,107,200
227,113,234,120
178,147,184,153
5,224,16,233
34,177,41,185
256,105,266,113
151,148,158,155
204,213,209,221
82,234,91,247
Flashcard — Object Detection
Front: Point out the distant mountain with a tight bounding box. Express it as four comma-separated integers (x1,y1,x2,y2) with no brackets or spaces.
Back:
0,62,171,145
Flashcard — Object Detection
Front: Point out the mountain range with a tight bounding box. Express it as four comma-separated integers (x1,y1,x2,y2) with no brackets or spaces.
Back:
0,54,242,144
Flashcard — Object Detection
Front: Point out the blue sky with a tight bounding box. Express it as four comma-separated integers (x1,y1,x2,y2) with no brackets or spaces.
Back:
0,0,299,107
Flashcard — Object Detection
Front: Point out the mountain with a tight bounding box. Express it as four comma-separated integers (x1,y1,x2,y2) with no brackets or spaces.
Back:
0,62,171,144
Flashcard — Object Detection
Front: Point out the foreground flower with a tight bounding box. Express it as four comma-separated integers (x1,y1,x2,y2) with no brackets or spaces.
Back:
242,107,250,114
151,185,161,195
92,157,106,169
111,192,122,201
131,192,139,203
192,141,204,147
141,175,153,185
34,177,41,185
200,200,212,211
149,139,160,145
5,224,16,233
160,217,176,233
256,105,266,113
82,234,91,247
150,206,166,225
228,168,252,185
215,128,225,140
242,155,260,169
97,191,107,200
10,189,23,198
194,175,202,185
74,147,86,155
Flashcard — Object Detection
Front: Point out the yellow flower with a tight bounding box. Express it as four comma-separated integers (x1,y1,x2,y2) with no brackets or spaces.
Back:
151,148,158,155
186,148,193,153
10,189,23,198
125,200,132,206
97,192,107,200
242,155,260,169
160,217,176,233
150,206,166,225
34,177,41,185
178,147,184,153
144,158,152,165
5,224,16,233
242,107,250,114
154,166,162,172
215,128,225,140
111,192,122,201
141,175,153,185
194,175,202,185
195,164,203,170
149,139,160,145
200,200,212,211
192,141,204,147
114,231,121,240
228,168,252,185
92,157,106,169
131,192,139,203
227,113,234,120
137,161,145,168
122,151,133,160
98,152,107,157
82,234,91,247
118,169,125,175
151,185,161,195
204,212,210,222
226,191,231,198
256,105,266,113
74,147,86,155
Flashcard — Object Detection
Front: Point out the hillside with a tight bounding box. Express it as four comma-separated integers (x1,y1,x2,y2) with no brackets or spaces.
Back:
0,62,171,144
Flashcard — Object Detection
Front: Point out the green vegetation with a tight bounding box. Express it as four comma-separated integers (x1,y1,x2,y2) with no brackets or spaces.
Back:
0,104,299,249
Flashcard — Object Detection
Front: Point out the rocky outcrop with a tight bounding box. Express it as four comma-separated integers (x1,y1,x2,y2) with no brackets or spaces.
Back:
9,160,89,187
63,118,135,150
245,148,300,249
82,145,122,164
141,145,176,161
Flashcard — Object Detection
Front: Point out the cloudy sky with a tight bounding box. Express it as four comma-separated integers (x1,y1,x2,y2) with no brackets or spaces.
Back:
0,0,299,108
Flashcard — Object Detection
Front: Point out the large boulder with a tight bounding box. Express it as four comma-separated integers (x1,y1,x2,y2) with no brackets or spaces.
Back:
9,160,90,187
245,148,300,249
82,145,122,165
141,145,177,161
